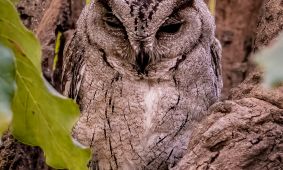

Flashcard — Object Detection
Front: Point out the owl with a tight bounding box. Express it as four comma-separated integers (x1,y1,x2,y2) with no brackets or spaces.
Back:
61,0,222,169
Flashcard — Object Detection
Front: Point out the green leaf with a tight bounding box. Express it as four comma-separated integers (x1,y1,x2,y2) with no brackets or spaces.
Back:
0,45,16,141
0,0,91,169
255,33,283,88
10,0,18,4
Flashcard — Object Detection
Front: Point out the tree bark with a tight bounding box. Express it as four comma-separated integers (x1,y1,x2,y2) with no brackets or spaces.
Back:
1,0,283,169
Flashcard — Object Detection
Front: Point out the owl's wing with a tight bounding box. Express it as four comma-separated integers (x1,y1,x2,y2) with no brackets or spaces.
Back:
210,38,223,95
61,31,86,101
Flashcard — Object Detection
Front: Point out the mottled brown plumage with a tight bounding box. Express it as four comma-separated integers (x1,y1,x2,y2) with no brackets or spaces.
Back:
61,0,222,169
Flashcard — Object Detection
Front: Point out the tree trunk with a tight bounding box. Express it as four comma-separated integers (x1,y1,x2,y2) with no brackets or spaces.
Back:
1,0,283,169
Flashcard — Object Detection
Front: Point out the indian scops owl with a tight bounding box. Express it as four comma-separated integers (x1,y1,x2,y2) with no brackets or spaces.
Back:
61,0,222,169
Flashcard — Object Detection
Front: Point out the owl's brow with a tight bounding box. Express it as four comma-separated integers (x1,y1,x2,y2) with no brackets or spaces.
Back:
173,0,194,12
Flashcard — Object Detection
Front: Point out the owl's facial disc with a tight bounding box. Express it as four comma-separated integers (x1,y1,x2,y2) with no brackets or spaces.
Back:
90,0,204,77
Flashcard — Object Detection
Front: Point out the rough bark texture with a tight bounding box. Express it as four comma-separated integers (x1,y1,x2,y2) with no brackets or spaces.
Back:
0,134,52,170
172,76,283,169
1,0,283,169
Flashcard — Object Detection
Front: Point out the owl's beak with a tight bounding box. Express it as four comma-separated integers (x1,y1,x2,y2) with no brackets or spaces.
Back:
135,50,150,75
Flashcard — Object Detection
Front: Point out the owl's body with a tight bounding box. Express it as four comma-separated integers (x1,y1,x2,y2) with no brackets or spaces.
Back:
61,0,222,169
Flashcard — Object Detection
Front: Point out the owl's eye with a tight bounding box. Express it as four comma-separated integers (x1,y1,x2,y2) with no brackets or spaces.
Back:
104,13,124,30
157,17,183,37
158,23,182,34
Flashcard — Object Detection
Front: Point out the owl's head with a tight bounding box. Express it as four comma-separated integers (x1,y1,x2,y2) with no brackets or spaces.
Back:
79,0,215,79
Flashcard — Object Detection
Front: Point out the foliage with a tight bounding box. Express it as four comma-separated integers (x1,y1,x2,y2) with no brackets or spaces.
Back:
10,0,17,4
0,0,91,169
0,45,16,142
256,33,283,88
